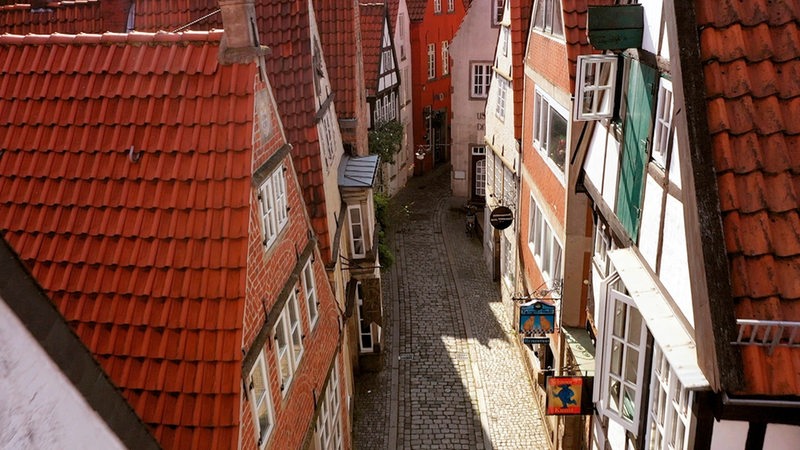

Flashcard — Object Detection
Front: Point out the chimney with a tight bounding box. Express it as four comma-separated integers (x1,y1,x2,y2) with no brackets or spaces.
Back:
99,0,133,33
218,0,269,64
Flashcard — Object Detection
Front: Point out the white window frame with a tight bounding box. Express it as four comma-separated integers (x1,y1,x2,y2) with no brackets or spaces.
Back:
248,351,275,447
495,76,509,119
651,78,674,169
533,0,564,38
527,196,563,286
274,292,304,394
574,55,618,121
533,88,569,176
258,164,289,249
447,0,454,12
475,159,486,197
592,222,613,278
646,344,695,450
470,62,492,98
441,41,449,76
355,281,374,353
427,43,436,79
599,288,648,434
434,0,441,13
492,0,505,25
348,204,366,258
302,259,319,329
316,362,343,450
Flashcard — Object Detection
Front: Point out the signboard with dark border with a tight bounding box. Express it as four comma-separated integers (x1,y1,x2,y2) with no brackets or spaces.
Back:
545,376,594,415
489,206,513,230
519,300,556,335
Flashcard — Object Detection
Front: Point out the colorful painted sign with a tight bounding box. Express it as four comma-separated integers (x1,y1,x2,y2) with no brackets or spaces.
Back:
545,376,593,415
518,300,556,335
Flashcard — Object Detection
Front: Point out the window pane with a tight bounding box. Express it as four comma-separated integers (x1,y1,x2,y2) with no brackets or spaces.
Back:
627,306,643,343
625,347,639,383
613,300,626,338
622,386,636,421
610,339,623,377
608,380,621,413
547,106,567,171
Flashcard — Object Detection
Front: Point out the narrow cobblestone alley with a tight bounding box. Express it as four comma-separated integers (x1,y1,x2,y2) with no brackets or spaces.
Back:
354,166,549,449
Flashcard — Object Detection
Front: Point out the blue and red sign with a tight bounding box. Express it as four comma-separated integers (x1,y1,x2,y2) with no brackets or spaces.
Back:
519,300,556,335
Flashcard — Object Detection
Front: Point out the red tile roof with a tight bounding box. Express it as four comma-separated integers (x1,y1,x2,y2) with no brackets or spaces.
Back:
360,2,385,96
313,0,362,120
510,0,532,136
387,0,399,27
406,0,426,21
697,0,800,396
0,1,102,34
132,0,220,31
257,0,334,260
0,31,255,448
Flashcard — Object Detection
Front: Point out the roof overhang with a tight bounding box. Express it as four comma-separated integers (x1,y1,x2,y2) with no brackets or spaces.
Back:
608,247,710,389
338,154,380,188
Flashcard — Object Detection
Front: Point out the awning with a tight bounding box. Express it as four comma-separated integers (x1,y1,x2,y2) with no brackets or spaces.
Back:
338,154,380,188
607,248,710,389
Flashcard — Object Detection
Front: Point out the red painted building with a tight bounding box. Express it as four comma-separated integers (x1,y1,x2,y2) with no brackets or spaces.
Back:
407,0,467,174
0,3,348,449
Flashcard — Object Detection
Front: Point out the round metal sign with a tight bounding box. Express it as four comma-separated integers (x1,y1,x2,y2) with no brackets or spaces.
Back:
489,206,513,230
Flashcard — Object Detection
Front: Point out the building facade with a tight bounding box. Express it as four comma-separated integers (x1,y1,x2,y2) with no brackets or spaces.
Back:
407,0,468,174
449,0,502,205
578,0,800,449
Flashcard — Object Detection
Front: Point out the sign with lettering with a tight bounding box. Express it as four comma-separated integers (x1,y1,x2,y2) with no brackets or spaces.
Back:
489,206,513,230
546,376,594,415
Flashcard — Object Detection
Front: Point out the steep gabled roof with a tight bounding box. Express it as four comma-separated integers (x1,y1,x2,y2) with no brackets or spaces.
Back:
313,0,362,120
695,0,800,395
0,30,255,449
257,0,334,258
360,2,386,95
510,0,532,136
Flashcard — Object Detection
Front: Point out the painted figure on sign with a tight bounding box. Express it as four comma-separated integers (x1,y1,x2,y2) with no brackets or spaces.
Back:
554,384,577,408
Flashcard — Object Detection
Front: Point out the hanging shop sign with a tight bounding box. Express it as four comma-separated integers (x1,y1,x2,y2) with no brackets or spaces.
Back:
518,300,556,335
489,206,513,230
523,336,550,345
545,376,594,415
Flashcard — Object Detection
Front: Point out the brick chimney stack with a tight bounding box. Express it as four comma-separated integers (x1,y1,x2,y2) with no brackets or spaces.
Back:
99,0,133,33
218,0,269,64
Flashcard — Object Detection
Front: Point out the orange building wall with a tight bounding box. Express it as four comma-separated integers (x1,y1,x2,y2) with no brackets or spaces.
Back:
409,1,467,174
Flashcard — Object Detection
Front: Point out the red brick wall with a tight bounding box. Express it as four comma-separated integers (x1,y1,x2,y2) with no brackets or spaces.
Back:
528,33,570,94
241,80,347,450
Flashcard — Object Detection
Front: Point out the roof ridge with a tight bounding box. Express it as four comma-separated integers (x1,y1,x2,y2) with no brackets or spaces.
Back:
0,29,225,45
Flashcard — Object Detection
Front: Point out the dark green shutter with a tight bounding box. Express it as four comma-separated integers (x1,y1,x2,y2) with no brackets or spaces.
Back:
616,58,655,241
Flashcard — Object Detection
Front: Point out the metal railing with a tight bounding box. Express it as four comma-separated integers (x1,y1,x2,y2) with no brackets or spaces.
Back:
732,319,800,355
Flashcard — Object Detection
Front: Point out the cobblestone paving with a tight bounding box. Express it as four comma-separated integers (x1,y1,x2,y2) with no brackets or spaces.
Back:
354,166,549,449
